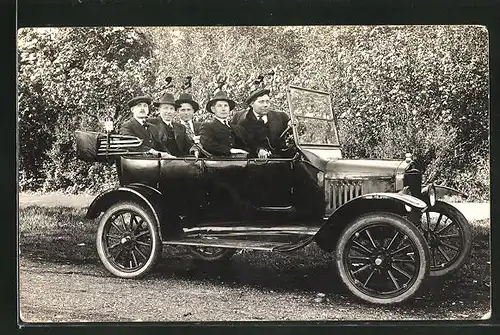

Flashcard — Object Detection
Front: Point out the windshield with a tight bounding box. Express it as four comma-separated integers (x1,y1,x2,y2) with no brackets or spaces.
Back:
287,85,340,146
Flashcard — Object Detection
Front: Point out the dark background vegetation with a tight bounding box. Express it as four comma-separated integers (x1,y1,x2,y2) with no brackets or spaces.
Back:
17,26,489,200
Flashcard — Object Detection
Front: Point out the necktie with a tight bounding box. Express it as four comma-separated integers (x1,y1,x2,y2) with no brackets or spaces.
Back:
142,122,153,141
185,121,195,138
257,115,265,124
224,120,230,127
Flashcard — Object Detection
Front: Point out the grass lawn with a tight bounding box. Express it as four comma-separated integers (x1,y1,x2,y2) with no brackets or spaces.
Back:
18,205,491,319
18,204,490,272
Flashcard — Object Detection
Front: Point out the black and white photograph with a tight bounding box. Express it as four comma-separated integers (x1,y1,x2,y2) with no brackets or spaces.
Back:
17,25,490,322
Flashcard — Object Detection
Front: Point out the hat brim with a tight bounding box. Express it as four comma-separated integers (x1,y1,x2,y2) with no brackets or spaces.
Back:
127,96,152,108
245,89,270,105
175,99,200,111
206,99,236,113
153,101,180,108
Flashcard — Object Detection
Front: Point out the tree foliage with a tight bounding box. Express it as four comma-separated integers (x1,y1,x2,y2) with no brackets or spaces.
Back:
18,27,158,192
18,26,489,199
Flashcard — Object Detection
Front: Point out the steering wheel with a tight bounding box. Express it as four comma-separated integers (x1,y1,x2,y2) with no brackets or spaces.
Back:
278,125,293,141
277,125,296,153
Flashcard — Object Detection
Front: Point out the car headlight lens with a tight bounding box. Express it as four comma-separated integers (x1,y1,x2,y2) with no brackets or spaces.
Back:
104,120,114,132
316,171,324,187
428,184,436,207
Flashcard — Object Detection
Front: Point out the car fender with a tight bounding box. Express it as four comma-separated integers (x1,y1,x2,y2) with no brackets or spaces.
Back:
314,192,427,252
85,184,164,240
422,184,468,200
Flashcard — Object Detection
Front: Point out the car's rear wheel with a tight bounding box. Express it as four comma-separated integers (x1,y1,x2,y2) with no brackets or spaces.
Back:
187,246,236,261
336,212,430,305
418,201,472,277
96,202,161,278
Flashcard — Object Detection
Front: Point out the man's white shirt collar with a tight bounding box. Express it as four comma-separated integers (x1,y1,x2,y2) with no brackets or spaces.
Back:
215,116,230,126
161,118,173,127
253,111,268,123
134,116,145,125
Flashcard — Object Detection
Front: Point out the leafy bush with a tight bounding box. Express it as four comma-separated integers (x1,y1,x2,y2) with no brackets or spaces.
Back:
18,26,489,200
18,27,159,193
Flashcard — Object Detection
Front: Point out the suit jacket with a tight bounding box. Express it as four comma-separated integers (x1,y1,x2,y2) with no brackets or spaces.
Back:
200,119,247,156
233,109,290,156
119,117,162,152
179,120,201,142
148,117,191,156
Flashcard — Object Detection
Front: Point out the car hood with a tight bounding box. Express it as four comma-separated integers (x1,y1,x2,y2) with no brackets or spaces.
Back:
324,159,409,179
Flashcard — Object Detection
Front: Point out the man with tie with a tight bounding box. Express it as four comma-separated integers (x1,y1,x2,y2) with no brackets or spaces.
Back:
175,93,201,144
232,88,291,158
200,91,248,157
148,92,192,157
119,95,174,158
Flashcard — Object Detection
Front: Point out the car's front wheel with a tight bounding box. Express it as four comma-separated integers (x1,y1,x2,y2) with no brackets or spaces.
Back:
96,202,161,278
336,212,430,305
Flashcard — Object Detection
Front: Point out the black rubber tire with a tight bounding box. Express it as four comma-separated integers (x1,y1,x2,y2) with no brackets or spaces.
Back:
96,202,161,278
335,212,430,305
418,201,472,277
187,246,236,262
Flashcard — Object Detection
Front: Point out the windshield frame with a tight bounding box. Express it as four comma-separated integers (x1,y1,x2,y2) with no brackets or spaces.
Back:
287,85,340,148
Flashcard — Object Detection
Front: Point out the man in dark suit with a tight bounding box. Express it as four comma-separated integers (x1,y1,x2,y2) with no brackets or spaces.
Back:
200,91,248,157
176,93,202,144
148,92,192,157
119,95,174,158
232,88,291,158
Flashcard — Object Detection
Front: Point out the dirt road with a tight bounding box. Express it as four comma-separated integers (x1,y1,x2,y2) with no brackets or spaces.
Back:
19,242,491,323
18,193,491,322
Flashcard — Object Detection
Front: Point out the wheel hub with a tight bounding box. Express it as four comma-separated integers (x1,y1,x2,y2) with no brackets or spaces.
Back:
120,235,135,250
429,233,440,248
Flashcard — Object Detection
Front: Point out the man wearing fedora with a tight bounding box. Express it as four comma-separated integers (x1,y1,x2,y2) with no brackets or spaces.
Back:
148,92,192,157
119,95,174,158
200,91,248,157
232,88,291,158
176,93,202,144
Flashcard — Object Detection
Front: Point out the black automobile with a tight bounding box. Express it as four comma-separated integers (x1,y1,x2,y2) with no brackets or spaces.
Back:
76,85,471,305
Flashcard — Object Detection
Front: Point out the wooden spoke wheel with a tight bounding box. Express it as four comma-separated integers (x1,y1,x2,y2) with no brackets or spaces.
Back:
187,245,236,262
336,212,430,304
96,202,161,278
418,201,472,277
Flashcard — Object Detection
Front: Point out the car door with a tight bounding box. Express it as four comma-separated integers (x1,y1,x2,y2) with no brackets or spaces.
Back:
158,157,204,215
201,157,250,222
246,157,294,209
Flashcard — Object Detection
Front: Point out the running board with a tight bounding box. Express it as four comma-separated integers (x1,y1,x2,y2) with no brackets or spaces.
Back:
163,236,315,252
183,225,320,236
256,206,295,212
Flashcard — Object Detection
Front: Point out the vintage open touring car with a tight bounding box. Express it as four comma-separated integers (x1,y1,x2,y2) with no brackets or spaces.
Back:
76,85,472,305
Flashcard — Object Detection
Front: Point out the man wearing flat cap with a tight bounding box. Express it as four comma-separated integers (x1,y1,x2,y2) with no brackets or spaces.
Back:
200,91,248,157
176,93,202,145
148,92,192,157
232,88,291,158
119,95,174,158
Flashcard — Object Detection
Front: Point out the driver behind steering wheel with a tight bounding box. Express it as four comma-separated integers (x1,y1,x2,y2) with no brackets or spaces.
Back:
232,87,294,159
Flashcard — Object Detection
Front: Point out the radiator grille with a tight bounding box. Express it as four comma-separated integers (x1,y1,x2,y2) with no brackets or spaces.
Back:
325,179,364,211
